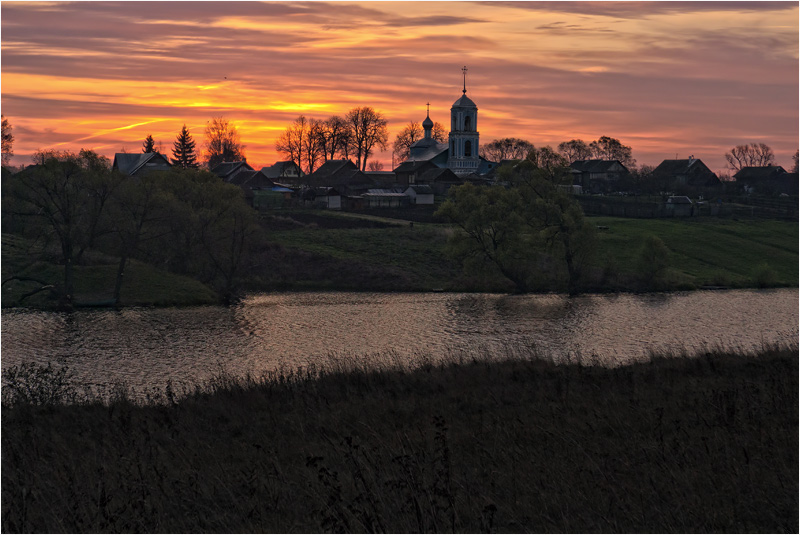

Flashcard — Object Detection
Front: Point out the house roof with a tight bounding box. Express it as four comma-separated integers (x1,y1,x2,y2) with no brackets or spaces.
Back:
261,160,302,179
113,152,171,176
211,161,253,180
229,169,276,190
419,167,460,183
733,165,787,181
406,185,434,194
394,159,437,174
570,159,627,173
305,159,373,188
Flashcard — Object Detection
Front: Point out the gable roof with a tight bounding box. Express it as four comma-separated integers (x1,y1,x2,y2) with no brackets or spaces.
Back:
394,159,438,174
733,165,787,181
113,152,171,176
212,161,253,181
229,169,276,189
570,159,628,173
262,160,303,179
305,159,373,188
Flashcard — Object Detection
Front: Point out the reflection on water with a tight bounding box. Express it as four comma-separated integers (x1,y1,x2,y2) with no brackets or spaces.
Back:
2,289,797,394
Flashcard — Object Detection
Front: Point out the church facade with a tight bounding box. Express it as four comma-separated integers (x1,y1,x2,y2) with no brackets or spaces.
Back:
397,69,495,178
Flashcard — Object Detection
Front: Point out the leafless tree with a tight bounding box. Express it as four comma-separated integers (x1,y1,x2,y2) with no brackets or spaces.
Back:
557,139,592,163
392,122,424,162
588,136,635,168
724,143,775,171
319,115,351,161
2,115,14,166
367,161,384,171
346,107,389,171
204,117,246,168
480,138,534,162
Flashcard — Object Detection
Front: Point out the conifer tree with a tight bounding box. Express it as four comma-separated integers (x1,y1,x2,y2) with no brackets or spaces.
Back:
171,124,198,168
142,134,156,153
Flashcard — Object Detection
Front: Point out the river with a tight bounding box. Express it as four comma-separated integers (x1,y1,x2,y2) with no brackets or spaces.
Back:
1,289,797,396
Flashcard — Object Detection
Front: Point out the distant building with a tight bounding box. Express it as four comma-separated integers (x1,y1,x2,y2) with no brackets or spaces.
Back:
653,157,720,187
112,152,171,177
261,160,304,183
394,68,497,179
211,161,254,183
304,159,374,198
570,159,630,193
734,165,798,195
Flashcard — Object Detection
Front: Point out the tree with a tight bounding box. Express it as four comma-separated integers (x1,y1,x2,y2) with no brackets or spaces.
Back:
724,143,775,171
204,117,246,169
589,136,635,168
558,139,592,163
525,146,570,182
2,115,13,166
392,122,424,162
792,150,799,173
437,158,595,294
9,150,122,306
171,124,199,169
368,161,384,171
345,107,389,171
277,115,325,175
480,138,534,162
142,135,156,153
319,115,352,162
302,118,326,175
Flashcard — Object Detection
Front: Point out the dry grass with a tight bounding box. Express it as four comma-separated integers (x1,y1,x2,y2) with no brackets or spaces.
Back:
2,344,797,533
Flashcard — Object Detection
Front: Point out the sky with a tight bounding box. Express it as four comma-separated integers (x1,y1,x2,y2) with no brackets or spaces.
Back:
1,1,798,174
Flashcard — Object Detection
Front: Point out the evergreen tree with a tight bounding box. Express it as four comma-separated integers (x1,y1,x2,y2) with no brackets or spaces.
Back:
142,134,156,153
171,125,198,168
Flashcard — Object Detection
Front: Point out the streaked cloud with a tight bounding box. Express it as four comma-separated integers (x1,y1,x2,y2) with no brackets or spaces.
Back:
1,1,796,172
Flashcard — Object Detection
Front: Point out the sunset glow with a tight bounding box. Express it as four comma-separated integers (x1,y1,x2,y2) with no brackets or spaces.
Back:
2,1,797,173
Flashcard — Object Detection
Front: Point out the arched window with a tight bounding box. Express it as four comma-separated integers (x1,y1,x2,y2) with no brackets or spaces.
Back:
465,140,472,157
464,115,472,131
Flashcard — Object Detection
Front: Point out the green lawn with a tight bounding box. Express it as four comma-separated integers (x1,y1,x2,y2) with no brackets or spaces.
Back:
590,217,798,287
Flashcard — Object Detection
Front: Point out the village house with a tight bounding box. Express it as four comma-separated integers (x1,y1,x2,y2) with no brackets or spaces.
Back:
734,165,799,195
652,157,720,188
570,159,630,193
112,152,171,177
261,160,304,184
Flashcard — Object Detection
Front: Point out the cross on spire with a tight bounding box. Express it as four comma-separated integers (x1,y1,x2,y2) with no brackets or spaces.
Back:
426,102,430,117
462,66,468,94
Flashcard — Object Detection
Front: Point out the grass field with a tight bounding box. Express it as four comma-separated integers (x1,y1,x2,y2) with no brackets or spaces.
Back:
263,212,798,292
1,234,219,308
2,345,797,532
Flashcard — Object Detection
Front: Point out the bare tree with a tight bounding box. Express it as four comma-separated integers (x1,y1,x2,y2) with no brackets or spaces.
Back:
319,115,351,161
558,139,592,163
204,117,246,169
2,115,14,166
303,118,326,174
480,138,534,162
392,122,424,162
792,150,798,173
367,161,384,171
346,107,389,171
588,136,635,168
276,116,306,173
725,143,775,171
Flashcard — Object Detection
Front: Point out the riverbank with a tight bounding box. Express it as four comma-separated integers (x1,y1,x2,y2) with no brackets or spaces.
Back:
2,345,796,532
2,214,797,308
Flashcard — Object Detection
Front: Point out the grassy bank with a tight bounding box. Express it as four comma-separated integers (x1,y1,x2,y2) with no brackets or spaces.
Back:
1,234,220,308
261,211,798,292
2,346,797,532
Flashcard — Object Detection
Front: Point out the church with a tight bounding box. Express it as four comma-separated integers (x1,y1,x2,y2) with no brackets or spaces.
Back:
393,68,496,186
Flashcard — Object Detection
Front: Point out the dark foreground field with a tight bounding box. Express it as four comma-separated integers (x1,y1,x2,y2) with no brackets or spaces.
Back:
2,346,797,533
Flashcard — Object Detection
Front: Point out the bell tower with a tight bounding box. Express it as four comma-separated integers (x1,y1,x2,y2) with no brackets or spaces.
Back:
447,66,480,175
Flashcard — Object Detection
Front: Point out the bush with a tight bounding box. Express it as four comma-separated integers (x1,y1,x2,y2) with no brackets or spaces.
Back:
2,362,77,406
636,235,670,287
753,262,778,288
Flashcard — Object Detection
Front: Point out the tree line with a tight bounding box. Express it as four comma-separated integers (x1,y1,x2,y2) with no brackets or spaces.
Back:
3,149,259,307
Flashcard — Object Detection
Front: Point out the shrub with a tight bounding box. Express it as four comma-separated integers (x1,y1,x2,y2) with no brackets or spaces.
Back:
636,235,670,287
753,262,778,288
1,362,77,406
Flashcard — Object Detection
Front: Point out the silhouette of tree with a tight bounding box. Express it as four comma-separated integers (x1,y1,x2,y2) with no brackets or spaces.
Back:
392,122,424,162
792,150,798,173
588,136,635,168
557,139,592,163
319,115,351,162
2,115,14,166
142,135,156,153
724,143,775,171
171,125,198,168
346,107,388,171
204,117,246,169
480,138,534,162
368,161,384,171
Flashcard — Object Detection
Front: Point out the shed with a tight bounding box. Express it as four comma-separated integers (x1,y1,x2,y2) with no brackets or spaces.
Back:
363,189,410,208
404,185,435,205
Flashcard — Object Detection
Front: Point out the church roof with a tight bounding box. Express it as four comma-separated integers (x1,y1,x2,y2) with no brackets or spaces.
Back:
452,93,476,108
422,115,434,128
